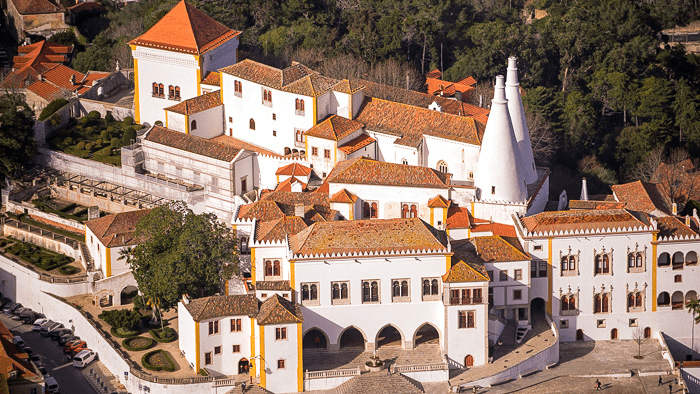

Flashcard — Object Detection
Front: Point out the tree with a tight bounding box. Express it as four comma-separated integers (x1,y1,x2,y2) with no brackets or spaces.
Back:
687,298,700,361
526,111,558,166
632,327,645,359
651,148,700,209
0,94,37,185
123,202,238,325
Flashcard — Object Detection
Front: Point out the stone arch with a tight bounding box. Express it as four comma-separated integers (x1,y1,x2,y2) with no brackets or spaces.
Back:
338,326,367,349
673,252,684,268
375,324,404,349
412,323,441,347
658,291,670,306
238,358,249,374
94,289,114,308
686,291,698,305
120,285,138,305
687,251,698,265
658,252,670,266
672,291,684,310
302,327,329,349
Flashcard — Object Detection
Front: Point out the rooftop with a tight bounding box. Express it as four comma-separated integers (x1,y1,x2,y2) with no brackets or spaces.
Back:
656,216,699,239
471,235,529,262
304,115,363,141
256,294,303,325
1,41,72,89
519,209,653,235
611,180,673,215
10,0,63,15
164,91,222,115
337,133,375,154
144,126,241,162
221,60,340,97
85,209,152,247
326,157,450,189
442,260,489,283
275,162,311,177
256,216,310,242
183,294,258,321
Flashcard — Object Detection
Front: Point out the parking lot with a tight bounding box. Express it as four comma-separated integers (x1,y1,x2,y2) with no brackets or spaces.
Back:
0,313,98,394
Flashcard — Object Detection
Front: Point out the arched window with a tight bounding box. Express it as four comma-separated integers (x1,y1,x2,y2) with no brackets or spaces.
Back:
628,254,635,268
561,297,570,311
673,252,685,269
392,281,400,297
362,281,370,302
401,158,408,165
568,256,576,271
595,255,601,274
687,251,698,265
332,283,340,299
601,294,609,313
437,160,448,173
169,85,174,98
401,280,408,296
602,255,609,274
300,99,305,111
174,86,180,100
301,284,309,300
240,237,248,253
410,204,417,218
265,261,273,276
628,293,635,308
659,252,671,266
295,98,300,110
273,260,280,276
191,120,197,130
402,204,409,219
341,283,348,299
594,294,601,313
561,257,568,271
310,284,318,300
636,254,643,267
636,292,642,307
422,279,430,295
152,82,158,96
249,118,255,130
431,279,439,295
234,80,242,96
158,84,164,97
658,291,670,306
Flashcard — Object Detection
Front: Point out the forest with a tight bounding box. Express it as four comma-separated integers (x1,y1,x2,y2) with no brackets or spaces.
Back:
65,0,700,197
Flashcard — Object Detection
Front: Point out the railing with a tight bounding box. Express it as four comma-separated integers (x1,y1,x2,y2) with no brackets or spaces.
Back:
305,367,361,379
450,297,484,305
391,362,448,373
39,274,88,283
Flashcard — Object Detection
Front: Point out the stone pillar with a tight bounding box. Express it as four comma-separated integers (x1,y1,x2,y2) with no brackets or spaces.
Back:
87,206,100,220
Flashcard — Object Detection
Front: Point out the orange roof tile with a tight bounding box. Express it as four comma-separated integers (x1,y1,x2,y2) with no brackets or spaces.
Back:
164,91,222,115
331,79,364,94
470,222,517,237
329,189,357,204
82,71,110,85
520,209,652,235
129,0,241,55
445,206,472,229
442,260,489,283
428,195,450,208
425,69,442,79
10,0,63,14
210,135,282,158
304,115,363,141
326,157,450,189
220,60,338,97
184,294,258,321
337,134,375,155
290,218,448,257
26,80,62,101
275,162,311,176
472,235,529,262
355,97,484,147
314,181,329,195
201,71,220,86
256,294,303,325
237,200,286,222
568,200,627,210
144,126,240,162
611,181,673,215
85,209,152,247
656,216,699,239
41,64,85,91
237,192,335,224
1,41,72,89
274,177,308,192
256,216,310,242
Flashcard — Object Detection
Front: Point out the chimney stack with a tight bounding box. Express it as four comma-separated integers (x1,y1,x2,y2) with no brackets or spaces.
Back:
295,204,305,217
673,203,678,215
505,57,538,185
687,215,691,226
580,177,589,201
70,74,75,85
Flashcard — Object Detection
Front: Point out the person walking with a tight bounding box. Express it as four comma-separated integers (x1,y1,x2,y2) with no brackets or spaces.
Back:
595,379,602,391
669,383,673,394
659,376,663,386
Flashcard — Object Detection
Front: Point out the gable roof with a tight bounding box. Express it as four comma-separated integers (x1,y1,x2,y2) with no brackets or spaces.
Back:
237,200,285,222
10,0,63,15
276,162,311,177
428,195,450,208
338,133,375,154
329,189,357,204
85,209,152,247
519,209,653,235
274,177,308,192
656,216,700,239
210,135,282,158
236,192,335,224
354,97,484,147
612,181,673,215
290,218,448,257
442,260,489,283
184,294,258,321
1,41,72,89
129,0,240,55
164,91,222,115
144,125,240,162
41,64,85,91
472,235,529,262
470,221,517,237
26,80,62,101
256,294,303,325
201,71,220,86
220,60,337,97
304,115,363,141
326,157,450,189
568,200,627,210
256,216,310,242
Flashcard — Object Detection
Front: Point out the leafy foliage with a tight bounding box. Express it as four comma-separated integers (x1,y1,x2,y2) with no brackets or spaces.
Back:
39,98,69,121
0,95,37,184
99,308,142,331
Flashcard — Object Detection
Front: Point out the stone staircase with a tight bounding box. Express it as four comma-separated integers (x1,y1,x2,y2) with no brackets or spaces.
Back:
79,242,93,268
335,371,425,394
498,320,517,346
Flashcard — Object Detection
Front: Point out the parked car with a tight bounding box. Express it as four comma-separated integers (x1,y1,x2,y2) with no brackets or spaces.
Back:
22,313,43,325
41,322,63,336
70,346,89,358
63,340,86,353
46,324,66,336
11,307,27,316
32,319,50,331
0,298,12,309
38,366,49,378
22,346,34,356
29,354,41,365
58,334,79,345
12,336,24,347
49,328,72,340
8,303,22,314
3,302,18,313
45,377,59,394
73,350,97,367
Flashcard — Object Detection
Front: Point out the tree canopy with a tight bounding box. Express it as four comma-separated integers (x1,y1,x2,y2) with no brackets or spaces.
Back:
0,94,37,185
125,202,238,313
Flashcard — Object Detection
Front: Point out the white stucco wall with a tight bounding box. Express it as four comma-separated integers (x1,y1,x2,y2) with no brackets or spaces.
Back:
262,323,299,394
189,105,224,139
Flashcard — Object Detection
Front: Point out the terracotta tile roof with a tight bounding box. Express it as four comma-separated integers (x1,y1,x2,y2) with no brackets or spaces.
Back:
145,126,240,162
520,209,652,235
276,163,311,176
656,216,699,239
85,209,152,247
238,192,335,224
256,294,303,325
26,80,62,101
314,181,329,195
472,236,529,262
428,195,450,208
1,41,72,89
237,201,285,222
331,79,364,94
456,76,477,87
164,91,221,115
304,115,363,141
470,222,517,237
274,177,308,192
425,69,442,79
260,190,330,208
201,71,220,86
445,206,472,229
326,157,450,189
329,189,357,204
184,294,258,321
338,134,375,154
129,0,241,55
220,60,337,97
255,281,292,291
612,181,673,215
210,135,282,158
442,260,489,283
10,0,63,14
82,71,110,84
354,97,484,147
426,73,475,99
290,218,448,257
568,200,627,210
0,335,41,382
256,216,311,242
41,64,85,91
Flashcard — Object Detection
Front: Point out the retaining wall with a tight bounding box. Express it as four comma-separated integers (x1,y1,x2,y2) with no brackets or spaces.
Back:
6,199,85,233
3,224,82,262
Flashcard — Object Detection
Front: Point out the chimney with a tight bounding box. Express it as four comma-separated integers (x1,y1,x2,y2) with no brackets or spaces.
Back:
687,215,691,226
673,203,678,215
182,294,190,305
580,177,589,201
70,74,75,85
295,204,305,217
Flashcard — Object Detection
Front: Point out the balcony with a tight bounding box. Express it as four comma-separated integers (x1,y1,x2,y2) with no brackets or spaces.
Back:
449,297,483,306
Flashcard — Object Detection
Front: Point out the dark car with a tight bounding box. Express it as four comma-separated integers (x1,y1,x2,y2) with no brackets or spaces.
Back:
22,347,34,356
2,302,18,313
22,313,43,325
29,354,41,365
8,303,23,314
11,307,29,316
0,297,11,309
58,334,78,345
38,366,49,378
49,328,72,340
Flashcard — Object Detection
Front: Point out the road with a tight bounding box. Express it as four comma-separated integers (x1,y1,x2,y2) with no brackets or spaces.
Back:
0,314,98,394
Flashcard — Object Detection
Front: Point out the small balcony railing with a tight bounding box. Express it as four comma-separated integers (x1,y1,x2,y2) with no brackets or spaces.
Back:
449,297,483,306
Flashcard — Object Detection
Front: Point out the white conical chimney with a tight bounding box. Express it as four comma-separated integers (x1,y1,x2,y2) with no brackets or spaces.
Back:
580,177,589,201
474,76,528,203
505,57,538,185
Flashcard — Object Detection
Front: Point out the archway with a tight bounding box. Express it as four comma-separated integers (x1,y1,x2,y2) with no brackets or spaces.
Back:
238,358,249,374
465,354,474,367
644,327,652,339
530,297,546,322
672,291,684,310
303,328,328,349
376,325,403,349
576,329,584,341
658,292,670,306
686,291,698,305
120,285,138,305
658,252,670,266
673,252,685,269
339,327,366,349
414,324,440,347
687,251,698,265
610,328,618,340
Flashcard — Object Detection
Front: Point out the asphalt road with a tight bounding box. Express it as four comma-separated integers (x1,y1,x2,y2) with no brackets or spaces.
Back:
1,314,98,394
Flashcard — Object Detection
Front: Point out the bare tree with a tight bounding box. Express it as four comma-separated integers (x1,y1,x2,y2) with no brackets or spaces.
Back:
630,146,664,182
526,111,558,166
652,147,700,210
633,327,645,359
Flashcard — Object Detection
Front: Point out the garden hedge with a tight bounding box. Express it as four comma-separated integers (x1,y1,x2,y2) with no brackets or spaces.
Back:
149,327,176,343
122,336,155,351
141,350,176,372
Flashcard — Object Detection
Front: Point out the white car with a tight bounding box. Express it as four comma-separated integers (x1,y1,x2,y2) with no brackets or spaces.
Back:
32,319,49,331
72,350,97,368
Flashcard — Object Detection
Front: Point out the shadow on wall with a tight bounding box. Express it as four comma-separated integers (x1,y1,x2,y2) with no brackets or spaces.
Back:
663,333,699,362
0,267,17,301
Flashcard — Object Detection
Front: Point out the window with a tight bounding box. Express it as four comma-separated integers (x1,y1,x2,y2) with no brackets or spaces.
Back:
324,149,331,159
539,261,547,277
249,118,255,130
402,158,408,165
276,327,287,340
487,270,494,282
628,252,644,273
273,130,277,137
272,113,276,120
214,346,222,355
499,270,508,281
594,293,610,314
597,319,606,328
629,318,638,327
301,283,319,305
295,99,305,115
231,318,242,332
191,120,197,131
158,84,164,98
675,274,682,283
561,294,577,315
594,253,611,275
514,269,522,280
392,279,410,302
491,186,496,194
312,147,318,156
263,88,272,105
362,280,380,303
561,254,577,276
169,85,174,98
277,359,286,369
437,160,448,173
241,177,247,194
208,320,219,335
658,291,670,306
401,204,418,219
332,281,350,305
240,237,248,254
560,320,569,328
152,82,159,97
234,80,242,96
232,345,241,353
363,202,378,219
533,245,543,251
264,260,282,279
229,117,233,123
513,289,522,300
458,311,475,328
422,278,440,301
628,292,643,312
205,352,212,365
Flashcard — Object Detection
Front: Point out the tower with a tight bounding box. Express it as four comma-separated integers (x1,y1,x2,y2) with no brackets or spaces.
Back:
505,57,538,184
473,75,528,203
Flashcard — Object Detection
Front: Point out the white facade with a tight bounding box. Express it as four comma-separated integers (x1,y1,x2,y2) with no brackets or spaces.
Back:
505,57,537,185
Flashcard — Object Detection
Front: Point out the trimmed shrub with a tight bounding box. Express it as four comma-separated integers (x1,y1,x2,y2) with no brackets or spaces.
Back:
100,130,110,140
99,309,142,330
110,137,120,147
58,265,79,275
121,128,136,146
63,137,73,146
149,327,176,343
87,111,101,120
123,116,134,125
110,327,139,338
122,336,155,351
76,141,86,150
105,112,114,122
85,143,94,152
39,98,69,121
141,350,176,372
154,120,163,126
